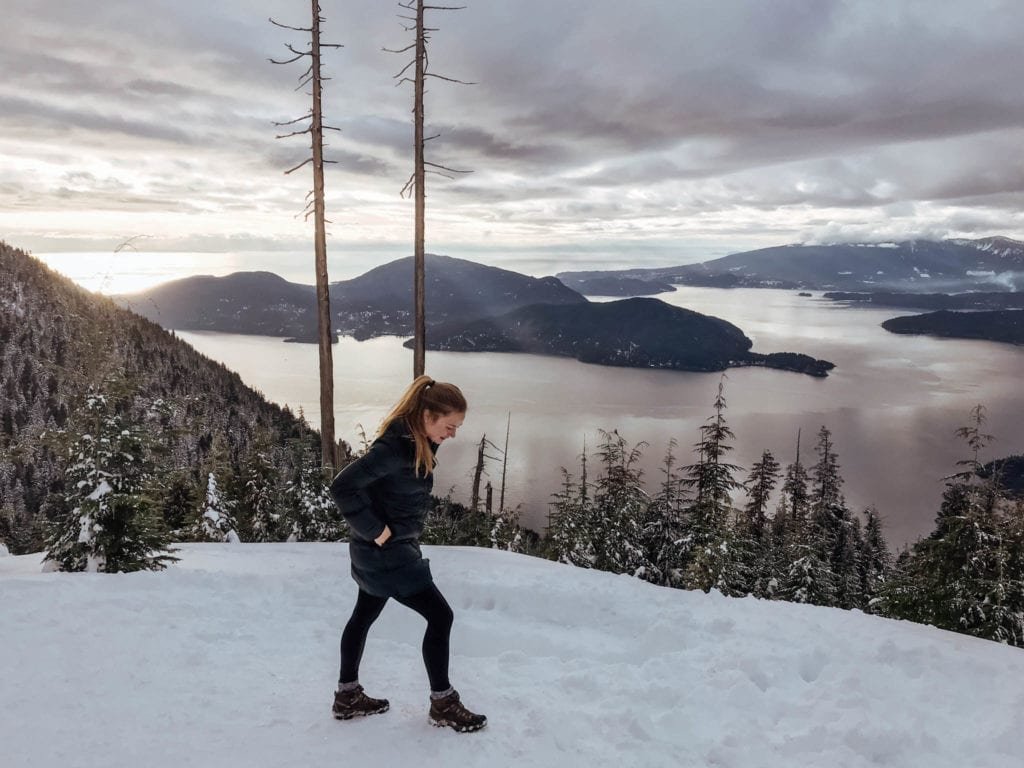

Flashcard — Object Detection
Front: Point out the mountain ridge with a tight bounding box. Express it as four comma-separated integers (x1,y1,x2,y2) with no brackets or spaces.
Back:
556,237,1024,294
115,254,586,341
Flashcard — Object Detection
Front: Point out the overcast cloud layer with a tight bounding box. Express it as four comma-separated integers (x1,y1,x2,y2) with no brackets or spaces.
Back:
4,0,1024,272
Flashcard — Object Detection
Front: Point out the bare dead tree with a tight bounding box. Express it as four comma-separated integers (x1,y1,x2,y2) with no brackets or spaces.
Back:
499,412,510,512
471,433,501,512
386,1,473,378
269,3,343,472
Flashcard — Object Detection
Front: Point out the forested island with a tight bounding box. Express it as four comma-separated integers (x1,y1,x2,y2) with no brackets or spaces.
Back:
881,309,1024,346
412,297,835,377
825,291,1024,310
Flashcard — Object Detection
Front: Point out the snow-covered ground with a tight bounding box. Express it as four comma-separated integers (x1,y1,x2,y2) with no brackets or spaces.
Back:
2,544,1022,768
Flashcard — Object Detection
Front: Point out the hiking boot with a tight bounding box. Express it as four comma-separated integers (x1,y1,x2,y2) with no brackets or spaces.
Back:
332,685,389,720
429,689,487,733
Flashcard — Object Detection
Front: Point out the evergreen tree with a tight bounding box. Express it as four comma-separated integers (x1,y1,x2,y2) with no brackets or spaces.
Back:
237,446,283,542
281,445,343,542
44,392,175,572
807,426,859,608
775,429,837,605
191,472,240,543
488,504,525,553
156,469,199,537
546,446,596,568
680,380,744,594
641,440,688,587
738,449,781,597
590,430,651,577
880,406,1024,646
770,434,811,600
858,506,892,613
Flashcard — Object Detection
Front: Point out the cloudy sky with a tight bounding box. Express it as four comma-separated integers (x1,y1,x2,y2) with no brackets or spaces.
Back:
4,0,1024,281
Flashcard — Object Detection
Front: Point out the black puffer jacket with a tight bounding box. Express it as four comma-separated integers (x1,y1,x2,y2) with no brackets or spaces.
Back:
330,419,436,543
330,420,438,597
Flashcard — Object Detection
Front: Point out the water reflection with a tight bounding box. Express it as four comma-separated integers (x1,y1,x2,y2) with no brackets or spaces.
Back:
178,287,1024,547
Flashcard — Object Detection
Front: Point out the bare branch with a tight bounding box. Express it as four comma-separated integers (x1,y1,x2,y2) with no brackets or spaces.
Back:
393,59,416,79
383,43,417,54
425,161,472,174
284,157,313,175
273,112,313,126
424,4,467,9
400,172,416,198
269,53,306,65
324,125,342,132
425,73,476,85
269,17,312,32
275,128,312,139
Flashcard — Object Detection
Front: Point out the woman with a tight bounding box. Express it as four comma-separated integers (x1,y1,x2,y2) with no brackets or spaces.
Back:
329,375,487,733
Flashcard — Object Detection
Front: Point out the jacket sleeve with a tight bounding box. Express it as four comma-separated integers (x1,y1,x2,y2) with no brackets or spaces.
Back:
329,439,400,541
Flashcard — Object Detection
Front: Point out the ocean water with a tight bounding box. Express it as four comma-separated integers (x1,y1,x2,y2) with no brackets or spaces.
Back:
177,287,1024,547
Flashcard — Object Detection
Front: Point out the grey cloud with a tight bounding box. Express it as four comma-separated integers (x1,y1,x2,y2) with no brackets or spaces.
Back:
0,94,198,144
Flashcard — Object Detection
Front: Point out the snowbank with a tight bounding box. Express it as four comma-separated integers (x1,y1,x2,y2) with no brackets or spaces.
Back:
1,544,1021,768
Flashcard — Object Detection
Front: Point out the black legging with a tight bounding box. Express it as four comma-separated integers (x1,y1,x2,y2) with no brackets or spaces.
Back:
339,584,454,692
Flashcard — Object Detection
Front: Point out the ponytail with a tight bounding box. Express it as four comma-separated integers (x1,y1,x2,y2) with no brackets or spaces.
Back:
378,375,467,476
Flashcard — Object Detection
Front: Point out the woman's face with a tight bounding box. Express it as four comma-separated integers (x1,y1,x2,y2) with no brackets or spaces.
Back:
423,409,465,444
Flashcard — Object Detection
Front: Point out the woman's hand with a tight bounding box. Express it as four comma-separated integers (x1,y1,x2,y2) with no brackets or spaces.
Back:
374,525,392,547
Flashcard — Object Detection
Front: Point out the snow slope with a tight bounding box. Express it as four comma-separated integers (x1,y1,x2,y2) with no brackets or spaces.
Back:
1,544,1022,768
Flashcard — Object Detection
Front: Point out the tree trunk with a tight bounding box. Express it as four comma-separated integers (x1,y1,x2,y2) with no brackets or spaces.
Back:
311,0,337,471
499,412,510,513
412,0,427,378
471,433,486,511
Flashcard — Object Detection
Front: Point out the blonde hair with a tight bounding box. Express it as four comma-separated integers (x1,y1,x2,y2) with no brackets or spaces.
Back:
378,375,467,476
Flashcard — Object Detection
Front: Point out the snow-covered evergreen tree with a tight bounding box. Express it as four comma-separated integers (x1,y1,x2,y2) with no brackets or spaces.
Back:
880,406,1024,646
547,455,596,568
191,472,240,543
488,505,525,552
640,440,688,587
808,426,860,608
770,436,812,599
282,451,342,542
680,380,744,594
737,449,781,597
44,392,175,572
590,430,651,577
238,447,283,542
859,506,892,613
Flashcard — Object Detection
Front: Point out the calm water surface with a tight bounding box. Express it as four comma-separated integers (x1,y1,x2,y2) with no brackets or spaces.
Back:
178,287,1024,546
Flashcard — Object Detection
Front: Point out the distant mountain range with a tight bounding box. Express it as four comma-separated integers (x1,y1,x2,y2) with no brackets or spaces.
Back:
115,254,584,342
557,237,1024,295
114,253,833,377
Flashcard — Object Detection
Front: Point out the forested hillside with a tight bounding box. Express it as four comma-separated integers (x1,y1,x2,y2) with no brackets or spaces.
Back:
0,242,329,553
